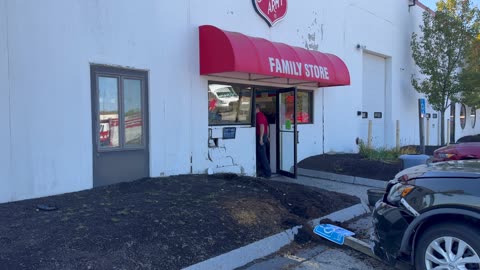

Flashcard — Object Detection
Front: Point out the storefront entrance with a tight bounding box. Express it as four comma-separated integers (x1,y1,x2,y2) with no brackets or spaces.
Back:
90,65,149,187
256,87,297,178
200,25,350,179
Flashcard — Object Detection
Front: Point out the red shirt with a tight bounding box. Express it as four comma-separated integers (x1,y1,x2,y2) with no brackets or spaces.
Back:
256,111,268,136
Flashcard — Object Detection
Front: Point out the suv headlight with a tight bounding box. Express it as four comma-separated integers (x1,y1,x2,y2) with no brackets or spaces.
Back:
387,183,415,205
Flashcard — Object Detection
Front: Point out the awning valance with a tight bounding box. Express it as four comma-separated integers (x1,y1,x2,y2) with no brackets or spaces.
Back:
199,25,350,87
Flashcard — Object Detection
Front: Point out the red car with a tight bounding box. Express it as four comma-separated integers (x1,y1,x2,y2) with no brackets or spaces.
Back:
432,142,480,162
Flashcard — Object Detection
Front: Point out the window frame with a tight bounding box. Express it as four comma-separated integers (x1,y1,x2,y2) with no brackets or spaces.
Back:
460,104,467,130
471,107,477,129
296,90,314,125
208,81,314,126
208,82,254,127
92,65,148,152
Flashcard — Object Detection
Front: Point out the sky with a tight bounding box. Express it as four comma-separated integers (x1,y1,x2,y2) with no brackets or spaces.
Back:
420,0,480,10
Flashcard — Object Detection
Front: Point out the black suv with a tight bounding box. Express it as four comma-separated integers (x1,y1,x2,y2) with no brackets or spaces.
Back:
372,160,480,270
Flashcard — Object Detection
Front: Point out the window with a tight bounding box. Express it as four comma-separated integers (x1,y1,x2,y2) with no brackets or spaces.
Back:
208,83,252,126
460,104,466,129
99,77,120,148
296,91,313,124
207,83,313,125
95,71,146,150
472,107,477,128
123,79,143,146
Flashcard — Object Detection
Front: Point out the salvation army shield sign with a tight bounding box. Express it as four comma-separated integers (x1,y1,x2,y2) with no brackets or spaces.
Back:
253,0,288,27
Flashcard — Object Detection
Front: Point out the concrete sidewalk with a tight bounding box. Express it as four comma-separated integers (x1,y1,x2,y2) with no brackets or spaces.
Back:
184,175,375,270
298,168,388,189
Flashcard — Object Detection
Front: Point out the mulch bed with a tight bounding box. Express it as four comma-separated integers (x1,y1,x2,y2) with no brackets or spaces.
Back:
0,174,358,270
299,154,402,180
298,145,445,181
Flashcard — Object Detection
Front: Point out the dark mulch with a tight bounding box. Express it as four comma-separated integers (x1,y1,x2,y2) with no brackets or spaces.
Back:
299,154,402,181
0,174,358,270
298,144,446,180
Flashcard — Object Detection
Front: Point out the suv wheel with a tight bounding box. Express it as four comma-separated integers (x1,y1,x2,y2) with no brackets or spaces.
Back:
415,222,480,270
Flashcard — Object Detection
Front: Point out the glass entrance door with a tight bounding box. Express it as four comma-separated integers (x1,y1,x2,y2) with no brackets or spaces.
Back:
276,87,297,178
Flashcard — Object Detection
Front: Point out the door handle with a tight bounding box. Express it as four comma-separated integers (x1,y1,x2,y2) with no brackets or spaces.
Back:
296,131,299,144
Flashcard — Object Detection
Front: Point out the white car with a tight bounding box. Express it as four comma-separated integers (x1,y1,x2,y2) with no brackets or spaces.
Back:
208,84,239,108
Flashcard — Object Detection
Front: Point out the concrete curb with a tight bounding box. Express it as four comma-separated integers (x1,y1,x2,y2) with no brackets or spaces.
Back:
182,203,369,270
298,168,387,189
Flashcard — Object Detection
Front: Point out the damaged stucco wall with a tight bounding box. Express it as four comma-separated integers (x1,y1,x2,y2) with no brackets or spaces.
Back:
206,127,255,175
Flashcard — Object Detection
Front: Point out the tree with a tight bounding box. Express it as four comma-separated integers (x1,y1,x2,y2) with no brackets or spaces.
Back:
411,0,479,145
460,36,480,107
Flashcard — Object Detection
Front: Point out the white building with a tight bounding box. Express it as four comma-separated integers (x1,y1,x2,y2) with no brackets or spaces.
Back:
1,0,478,203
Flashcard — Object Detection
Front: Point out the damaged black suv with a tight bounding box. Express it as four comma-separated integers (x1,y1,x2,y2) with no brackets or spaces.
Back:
372,160,480,270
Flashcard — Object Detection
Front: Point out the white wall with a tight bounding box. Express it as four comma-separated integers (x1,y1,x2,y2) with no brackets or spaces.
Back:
393,3,433,147
2,0,197,202
5,1,95,202
2,0,462,203
297,89,324,161
0,0,12,202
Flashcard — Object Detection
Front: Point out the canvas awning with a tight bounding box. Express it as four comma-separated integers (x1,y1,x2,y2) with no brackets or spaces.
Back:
199,25,350,87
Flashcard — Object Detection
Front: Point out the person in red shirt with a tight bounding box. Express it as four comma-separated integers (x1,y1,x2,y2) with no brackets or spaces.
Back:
256,104,271,178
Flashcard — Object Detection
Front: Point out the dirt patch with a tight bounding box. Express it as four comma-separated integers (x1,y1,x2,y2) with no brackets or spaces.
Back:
401,145,443,156
225,198,290,226
0,175,358,270
299,154,402,180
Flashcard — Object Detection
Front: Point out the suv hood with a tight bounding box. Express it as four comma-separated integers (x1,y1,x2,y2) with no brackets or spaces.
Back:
393,160,480,182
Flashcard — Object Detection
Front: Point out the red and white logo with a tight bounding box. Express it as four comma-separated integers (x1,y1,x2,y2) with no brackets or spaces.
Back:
253,0,288,27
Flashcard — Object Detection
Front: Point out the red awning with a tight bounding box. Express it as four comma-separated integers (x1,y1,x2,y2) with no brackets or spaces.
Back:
199,25,350,87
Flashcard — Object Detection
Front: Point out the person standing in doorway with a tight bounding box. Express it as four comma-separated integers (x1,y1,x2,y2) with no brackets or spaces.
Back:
256,104,272,178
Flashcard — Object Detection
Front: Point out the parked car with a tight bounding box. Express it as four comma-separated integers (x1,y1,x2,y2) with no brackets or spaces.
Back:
456,134,480,143
432,142,480,162
372,160,480,270
99,121,111,146
208,84,239,108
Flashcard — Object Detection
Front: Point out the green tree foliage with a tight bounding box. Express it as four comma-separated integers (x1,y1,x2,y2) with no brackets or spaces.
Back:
411,0,479,144
460,36,480,107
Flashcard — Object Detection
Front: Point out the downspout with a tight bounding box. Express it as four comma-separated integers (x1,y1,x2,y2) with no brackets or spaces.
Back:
4,0,13,176
322,88,325,154
409,0,416,7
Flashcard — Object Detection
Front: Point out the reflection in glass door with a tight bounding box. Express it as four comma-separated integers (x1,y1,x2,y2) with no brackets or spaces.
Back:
276,87,297,178
124,79,144,147
98,77,120,148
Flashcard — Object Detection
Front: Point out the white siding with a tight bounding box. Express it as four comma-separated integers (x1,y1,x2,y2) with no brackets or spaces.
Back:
1,0,465,203
362,53,387,147
0,0,12,201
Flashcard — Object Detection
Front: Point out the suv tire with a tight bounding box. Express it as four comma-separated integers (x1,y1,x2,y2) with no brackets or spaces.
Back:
414,222,480,270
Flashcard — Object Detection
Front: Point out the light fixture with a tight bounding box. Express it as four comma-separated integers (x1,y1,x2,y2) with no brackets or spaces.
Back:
356,44,366,50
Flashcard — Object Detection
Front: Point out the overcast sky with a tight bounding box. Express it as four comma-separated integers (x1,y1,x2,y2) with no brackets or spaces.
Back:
420,0,480,10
